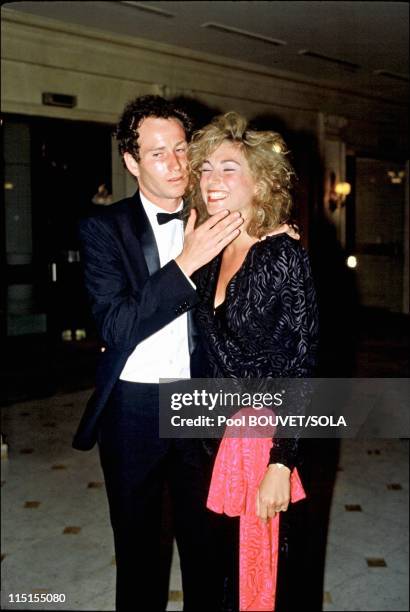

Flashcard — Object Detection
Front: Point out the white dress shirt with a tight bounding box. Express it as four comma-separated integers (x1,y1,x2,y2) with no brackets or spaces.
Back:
119,192,191,383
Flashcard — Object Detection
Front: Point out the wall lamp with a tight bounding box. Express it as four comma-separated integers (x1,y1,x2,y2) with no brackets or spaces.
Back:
334,182,351,206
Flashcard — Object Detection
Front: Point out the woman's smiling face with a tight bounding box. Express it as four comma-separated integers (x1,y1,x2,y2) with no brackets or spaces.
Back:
199,141,257,219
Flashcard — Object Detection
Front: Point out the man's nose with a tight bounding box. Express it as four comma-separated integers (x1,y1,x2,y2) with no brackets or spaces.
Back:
168,152,182,171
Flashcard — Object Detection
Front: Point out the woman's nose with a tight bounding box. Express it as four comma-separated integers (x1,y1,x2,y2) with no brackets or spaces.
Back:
207,168,223,184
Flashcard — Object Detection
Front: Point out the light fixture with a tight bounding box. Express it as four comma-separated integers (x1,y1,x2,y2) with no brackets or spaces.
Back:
298,49,360,71
92,184,112,206
62,330,72,342
201,22,286,46
75,329,87,341
335,182,351,198
346,255,357,269
329,181,351,209
120,2,175,17
387,170,405,185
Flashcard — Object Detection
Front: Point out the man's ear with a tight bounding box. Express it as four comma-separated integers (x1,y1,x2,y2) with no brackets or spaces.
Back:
123,152,140,179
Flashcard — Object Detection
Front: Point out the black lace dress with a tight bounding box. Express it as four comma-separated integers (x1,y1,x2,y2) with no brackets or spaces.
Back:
194,234,319,469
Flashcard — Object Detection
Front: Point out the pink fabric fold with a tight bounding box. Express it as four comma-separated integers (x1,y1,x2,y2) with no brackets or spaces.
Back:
207,414,306,611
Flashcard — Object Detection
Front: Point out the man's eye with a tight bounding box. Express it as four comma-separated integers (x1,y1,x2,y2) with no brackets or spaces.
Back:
201,167,211,173
176,147,187,153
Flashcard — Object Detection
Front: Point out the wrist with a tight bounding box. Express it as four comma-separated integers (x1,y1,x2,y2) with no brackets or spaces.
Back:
175,255,194,278
268,463,291,474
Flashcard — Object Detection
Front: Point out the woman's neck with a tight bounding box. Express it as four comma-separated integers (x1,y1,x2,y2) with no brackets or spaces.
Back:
225,227,258,255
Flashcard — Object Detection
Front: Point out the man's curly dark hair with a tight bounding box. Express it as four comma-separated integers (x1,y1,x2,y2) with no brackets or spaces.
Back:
115,95,193,162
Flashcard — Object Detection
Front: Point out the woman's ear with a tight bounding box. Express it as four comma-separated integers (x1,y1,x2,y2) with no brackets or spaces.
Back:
123,152,140,179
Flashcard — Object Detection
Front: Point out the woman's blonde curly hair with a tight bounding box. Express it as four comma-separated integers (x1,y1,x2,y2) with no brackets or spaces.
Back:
186,112,295,239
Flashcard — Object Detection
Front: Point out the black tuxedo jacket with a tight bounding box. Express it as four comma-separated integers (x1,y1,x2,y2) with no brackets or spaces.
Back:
72,191,201,451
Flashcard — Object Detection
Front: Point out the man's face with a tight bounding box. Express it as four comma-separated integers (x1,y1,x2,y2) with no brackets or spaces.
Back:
126,117,188,210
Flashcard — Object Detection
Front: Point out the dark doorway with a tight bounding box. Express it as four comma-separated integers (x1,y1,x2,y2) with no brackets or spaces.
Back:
3,114,112,340
2,115,113,402
31,116,113,341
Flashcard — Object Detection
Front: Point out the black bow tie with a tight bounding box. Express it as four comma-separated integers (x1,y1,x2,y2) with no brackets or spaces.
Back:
156,210,184,225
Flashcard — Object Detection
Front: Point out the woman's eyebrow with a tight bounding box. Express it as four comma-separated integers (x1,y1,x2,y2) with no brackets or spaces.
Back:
202,159,240,165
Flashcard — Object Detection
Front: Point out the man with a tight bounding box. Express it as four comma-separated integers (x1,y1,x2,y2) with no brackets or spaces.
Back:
72,95,243,611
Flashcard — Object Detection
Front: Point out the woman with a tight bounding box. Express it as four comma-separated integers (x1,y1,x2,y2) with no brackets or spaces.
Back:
186,112,319,611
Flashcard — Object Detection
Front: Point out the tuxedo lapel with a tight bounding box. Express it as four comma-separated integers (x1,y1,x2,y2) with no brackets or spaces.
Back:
127,191,200,356
130,191,160,276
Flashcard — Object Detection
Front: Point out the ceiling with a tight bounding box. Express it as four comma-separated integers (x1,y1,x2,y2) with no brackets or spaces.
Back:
3,1,409,105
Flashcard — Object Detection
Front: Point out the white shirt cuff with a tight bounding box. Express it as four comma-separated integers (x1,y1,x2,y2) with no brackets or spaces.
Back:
182,269,196,289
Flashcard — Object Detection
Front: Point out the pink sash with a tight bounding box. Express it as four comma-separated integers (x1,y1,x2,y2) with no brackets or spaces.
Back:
207,420,306,611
